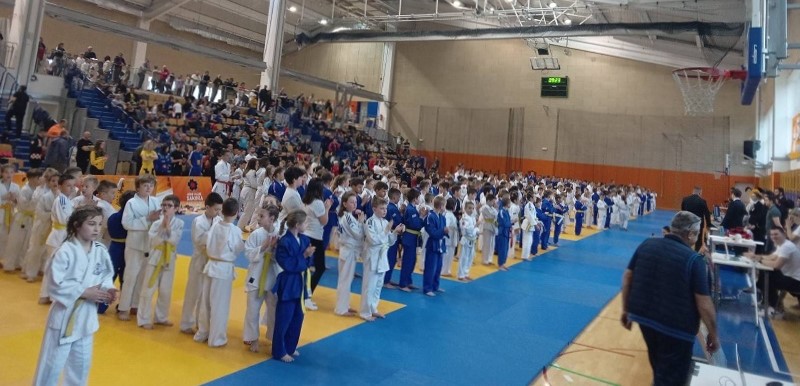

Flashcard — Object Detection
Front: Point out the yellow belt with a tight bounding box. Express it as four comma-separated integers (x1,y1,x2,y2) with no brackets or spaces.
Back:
2,203,12,230
575,210,586,213
64,299,85,338
52,222,67,231
148,242,176,288
405,229,421,236
258,251,273,298
484,218,497,225
20,210,35,217
110,238,126,243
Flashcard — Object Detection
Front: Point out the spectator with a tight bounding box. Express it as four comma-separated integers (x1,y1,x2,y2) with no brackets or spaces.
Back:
89,140,107,175
44,130,72,172
83,46,97,60
29,129,46,168
36,38,46,73
112,53,126,83
745,227,800,319
211,74,222,102
75,131,94,173
721,188,746,230
680,187,712,251
4,85,30,137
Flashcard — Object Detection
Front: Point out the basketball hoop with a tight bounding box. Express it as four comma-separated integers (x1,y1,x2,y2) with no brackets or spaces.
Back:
672,67,746,116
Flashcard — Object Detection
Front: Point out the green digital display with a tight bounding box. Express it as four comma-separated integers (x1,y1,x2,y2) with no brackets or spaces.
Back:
541,76,569,98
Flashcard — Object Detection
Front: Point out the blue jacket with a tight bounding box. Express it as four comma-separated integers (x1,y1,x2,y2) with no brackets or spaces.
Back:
107,211,127,241
575,201,587,218
496,208,511,240
323,187,339,229
536,206,551,225
401,205,425,246
387,202,403,245
424,212,447,253
268,181,286,201
272,232,312,301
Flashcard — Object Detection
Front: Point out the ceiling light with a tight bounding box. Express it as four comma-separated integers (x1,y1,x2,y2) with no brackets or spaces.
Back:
332,27,351,32
563,18,572,25
548,2,557,8
288,6,297,12
505,0,513,3
489,6,495,11
319,19,328,25
453,0,462,7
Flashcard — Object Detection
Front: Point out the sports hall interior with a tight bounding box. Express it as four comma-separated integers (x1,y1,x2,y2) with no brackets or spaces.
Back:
2,0,800,384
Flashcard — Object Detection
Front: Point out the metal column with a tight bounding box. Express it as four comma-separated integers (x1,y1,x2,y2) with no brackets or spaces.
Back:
260,0,287,91
7,0,45,85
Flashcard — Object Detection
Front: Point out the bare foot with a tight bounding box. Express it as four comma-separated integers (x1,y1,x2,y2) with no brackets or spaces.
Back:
130,308,138,316
425,291,436,297
436,288,446,293
499,266,509,271
37,297,51,305
348,308,358,314
292,350,300,357
465,276,473,281
383,283,397,289
361,316,375,322
117,311,131,321
442,273,452,277
372,312,385,319
249,341,260,353
280,354,295,363
26,277,36,283
400,287,412,293
141,324,154,330
155,320,174,327
180,328,196,335
337,311,356,317
457,277,466,281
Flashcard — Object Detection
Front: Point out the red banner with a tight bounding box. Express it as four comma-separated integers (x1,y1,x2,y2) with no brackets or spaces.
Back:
169,177,213,212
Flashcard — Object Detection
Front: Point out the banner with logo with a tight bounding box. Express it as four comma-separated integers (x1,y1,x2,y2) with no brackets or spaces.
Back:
169,176,213,212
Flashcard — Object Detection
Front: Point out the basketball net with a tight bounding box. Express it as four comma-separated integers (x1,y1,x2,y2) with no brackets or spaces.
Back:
672,67,745,116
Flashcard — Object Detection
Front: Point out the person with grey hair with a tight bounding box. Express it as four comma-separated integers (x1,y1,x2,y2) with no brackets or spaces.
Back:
621,211,719,385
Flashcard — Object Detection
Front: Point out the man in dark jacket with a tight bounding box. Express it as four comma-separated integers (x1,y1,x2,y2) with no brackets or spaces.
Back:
621,211,719,386
681,186,712,251
44,130,72,173
721,188,747,230
5,85,29,137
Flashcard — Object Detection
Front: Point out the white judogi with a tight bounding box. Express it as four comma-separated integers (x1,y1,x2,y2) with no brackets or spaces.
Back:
480,205,498,264
441,210,459,276
335,212,364,315
71,195,99,208
238,170,259,231
520,201,539,261
508,202,520,259
212,160,231,199
97,200,115,247
597,199,608,230
33,239,114,386
360,215,396,320
180,214,219,332
3,183,34,271
194,221,244,347
0,181,21,254
459,214,478,279
230,167,244,201
248,175,271,230
418,203,433,270
243,225,280,342
137,216,184,327
40,193,74,300
119,194,161,313
23,189,56,280
617,199,631,230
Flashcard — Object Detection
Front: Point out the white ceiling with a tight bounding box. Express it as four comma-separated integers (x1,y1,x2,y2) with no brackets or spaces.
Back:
81,0,749,68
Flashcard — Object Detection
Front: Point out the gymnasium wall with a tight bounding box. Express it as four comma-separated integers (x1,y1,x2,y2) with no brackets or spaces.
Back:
391,39,758,209
280,43,384,99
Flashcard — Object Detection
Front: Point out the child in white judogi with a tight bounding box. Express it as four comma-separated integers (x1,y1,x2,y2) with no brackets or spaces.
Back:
194,198,245,347
617,195,631,231
0,165,20,256
95,180,118,247
118,174,161,321
3,168,41,272
237,163,259,231
33,207,117,386
22,172,59,282
243,204,280,352
360,197,402,321
418,194,434,271
212,152,232,199
138,195,184,329
180,192,223,334
480,194,498,265
520,194,539,261
597,193,608,230
335,192,365,316
441,199,459,277
508,193,521,259
458,202,478,281
40,174,77,304
70,176,99,208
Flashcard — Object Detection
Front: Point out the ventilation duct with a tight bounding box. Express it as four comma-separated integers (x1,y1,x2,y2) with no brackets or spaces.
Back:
296,21,744,45
168,17,264,52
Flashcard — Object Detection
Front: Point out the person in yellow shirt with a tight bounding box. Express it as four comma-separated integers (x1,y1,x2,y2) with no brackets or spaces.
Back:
89,140,107,175
139,140,158,176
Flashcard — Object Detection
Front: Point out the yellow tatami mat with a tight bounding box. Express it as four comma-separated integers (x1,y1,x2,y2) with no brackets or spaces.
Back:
0,255,404,386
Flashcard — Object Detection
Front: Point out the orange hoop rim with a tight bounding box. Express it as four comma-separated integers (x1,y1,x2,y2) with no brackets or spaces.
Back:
672,67,747,81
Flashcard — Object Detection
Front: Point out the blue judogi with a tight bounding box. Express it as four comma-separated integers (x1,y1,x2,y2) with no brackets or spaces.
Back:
552,203,566,245
575,201,587,236
495,208,512,267
399,204,424,289
384,201,403,285
540,198,554,249
107,210,127,285
322,187,338,250
646,193,653,213
591,192,600,225
363,195,374,218
639,193,646,216
604,197,614,229
297,185,305,198
272,232,311,360
422,212,446,293
268,181,286,201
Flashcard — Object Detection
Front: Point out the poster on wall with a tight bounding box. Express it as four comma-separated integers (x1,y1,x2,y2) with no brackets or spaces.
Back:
169,176,213,213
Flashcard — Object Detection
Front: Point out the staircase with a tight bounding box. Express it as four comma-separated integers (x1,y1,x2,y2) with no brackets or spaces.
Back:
71,87,142,152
